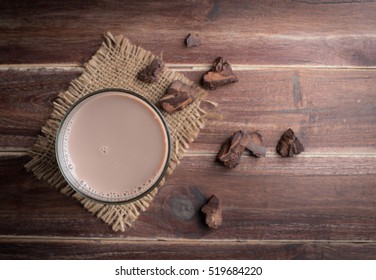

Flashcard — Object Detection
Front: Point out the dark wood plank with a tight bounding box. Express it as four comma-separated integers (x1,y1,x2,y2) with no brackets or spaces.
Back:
128,156,376,241
0,68,81,150
1,68,376,153
2,0,376,65
192,69,376,152
1,238,375,259
1,155,375,240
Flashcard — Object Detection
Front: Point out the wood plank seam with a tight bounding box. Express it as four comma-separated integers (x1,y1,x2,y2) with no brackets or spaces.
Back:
2,151,376,157
1,235,376,244
4,64,376,71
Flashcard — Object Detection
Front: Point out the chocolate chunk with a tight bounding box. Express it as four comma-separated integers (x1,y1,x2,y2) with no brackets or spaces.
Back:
159,80,196,114
202,57,238,90
137,58,164,83
201,195,222,229
246,132,266,158
185,33,201,48
217,130,251,168
276,128,305,157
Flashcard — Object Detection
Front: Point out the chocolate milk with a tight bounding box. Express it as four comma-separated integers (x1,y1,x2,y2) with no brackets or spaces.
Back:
57,90,170,203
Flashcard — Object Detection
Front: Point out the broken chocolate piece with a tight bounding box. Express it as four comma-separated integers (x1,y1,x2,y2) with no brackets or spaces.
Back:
201,195,222,229
246,132,266,158
137,58,164,83
186,33,201,48
217,130,251,168
276,128,305,157
202,57,238,90
159,80,196,114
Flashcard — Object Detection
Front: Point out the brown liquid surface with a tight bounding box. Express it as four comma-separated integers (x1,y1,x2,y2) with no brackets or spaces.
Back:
60,91,169,202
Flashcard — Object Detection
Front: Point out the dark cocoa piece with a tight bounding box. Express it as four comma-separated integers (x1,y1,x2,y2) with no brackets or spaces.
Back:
185,33,201,47
217,130,251,168
137,58,164,83
202,57,238,90
276,128,304,157
201,195,222,229
159,80,196,114
246,132,266,158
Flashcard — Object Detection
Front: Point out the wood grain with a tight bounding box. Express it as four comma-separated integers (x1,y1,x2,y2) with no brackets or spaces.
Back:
1,155,375,240
1,0,376,260
0,68,81,150
2,0,376,65
192,69,376,152
1,238,375,259
1,68,375,153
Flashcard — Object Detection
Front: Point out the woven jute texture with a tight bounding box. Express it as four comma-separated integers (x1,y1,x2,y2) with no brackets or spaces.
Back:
25,32,207,232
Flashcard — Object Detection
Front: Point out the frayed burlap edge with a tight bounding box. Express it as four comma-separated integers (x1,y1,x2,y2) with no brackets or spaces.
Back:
25,32,208,232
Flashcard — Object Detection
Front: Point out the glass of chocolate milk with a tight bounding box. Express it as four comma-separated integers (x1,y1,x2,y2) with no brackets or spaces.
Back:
55,89,171,204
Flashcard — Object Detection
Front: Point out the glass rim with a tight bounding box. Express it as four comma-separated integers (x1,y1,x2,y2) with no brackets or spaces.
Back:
55,88,171,205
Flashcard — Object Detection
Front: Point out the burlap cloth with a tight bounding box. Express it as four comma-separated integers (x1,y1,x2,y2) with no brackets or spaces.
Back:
25,32,208,232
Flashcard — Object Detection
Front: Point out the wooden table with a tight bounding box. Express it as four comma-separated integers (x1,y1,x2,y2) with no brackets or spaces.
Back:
1,0,376,259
